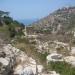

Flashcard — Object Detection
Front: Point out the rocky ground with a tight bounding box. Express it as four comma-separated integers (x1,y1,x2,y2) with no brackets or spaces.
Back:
0,36,62,75
1,31,75,75
0,43,43,75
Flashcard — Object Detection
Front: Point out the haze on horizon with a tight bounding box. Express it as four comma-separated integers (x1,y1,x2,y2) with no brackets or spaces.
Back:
0,0,75,21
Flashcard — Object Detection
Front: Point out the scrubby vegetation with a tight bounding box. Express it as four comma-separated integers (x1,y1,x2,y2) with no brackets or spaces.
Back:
48,61,75,75
0,10,25,40
12,37,48,66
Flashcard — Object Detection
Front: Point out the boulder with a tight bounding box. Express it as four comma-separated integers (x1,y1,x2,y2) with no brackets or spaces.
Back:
64,56,75,66
46,53,63,63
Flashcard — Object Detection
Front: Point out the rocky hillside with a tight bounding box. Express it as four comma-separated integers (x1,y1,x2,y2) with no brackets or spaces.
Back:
32,7,75,34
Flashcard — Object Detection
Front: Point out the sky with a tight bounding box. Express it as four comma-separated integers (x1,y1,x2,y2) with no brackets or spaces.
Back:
0,0,75,20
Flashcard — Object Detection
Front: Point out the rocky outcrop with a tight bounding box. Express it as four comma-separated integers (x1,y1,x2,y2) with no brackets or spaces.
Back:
0,44,19,75
0,44,43,75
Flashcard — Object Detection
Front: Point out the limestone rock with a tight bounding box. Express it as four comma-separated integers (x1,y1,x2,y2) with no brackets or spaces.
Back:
46,53,63,63
64,56,75,66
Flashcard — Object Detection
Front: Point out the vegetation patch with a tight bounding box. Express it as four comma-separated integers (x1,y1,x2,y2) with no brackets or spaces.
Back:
48,61,75,75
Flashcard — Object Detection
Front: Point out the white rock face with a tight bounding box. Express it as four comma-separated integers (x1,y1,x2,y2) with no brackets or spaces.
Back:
71,47,75,55
46,53,63,63
14,54,43,75
64,56,75,66
22,66,34,75
0,44,17,75
0,58,9,66
0,44,43,75
3,44,20,57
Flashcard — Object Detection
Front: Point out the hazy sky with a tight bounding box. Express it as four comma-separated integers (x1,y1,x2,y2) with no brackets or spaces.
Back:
0,0,75,20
